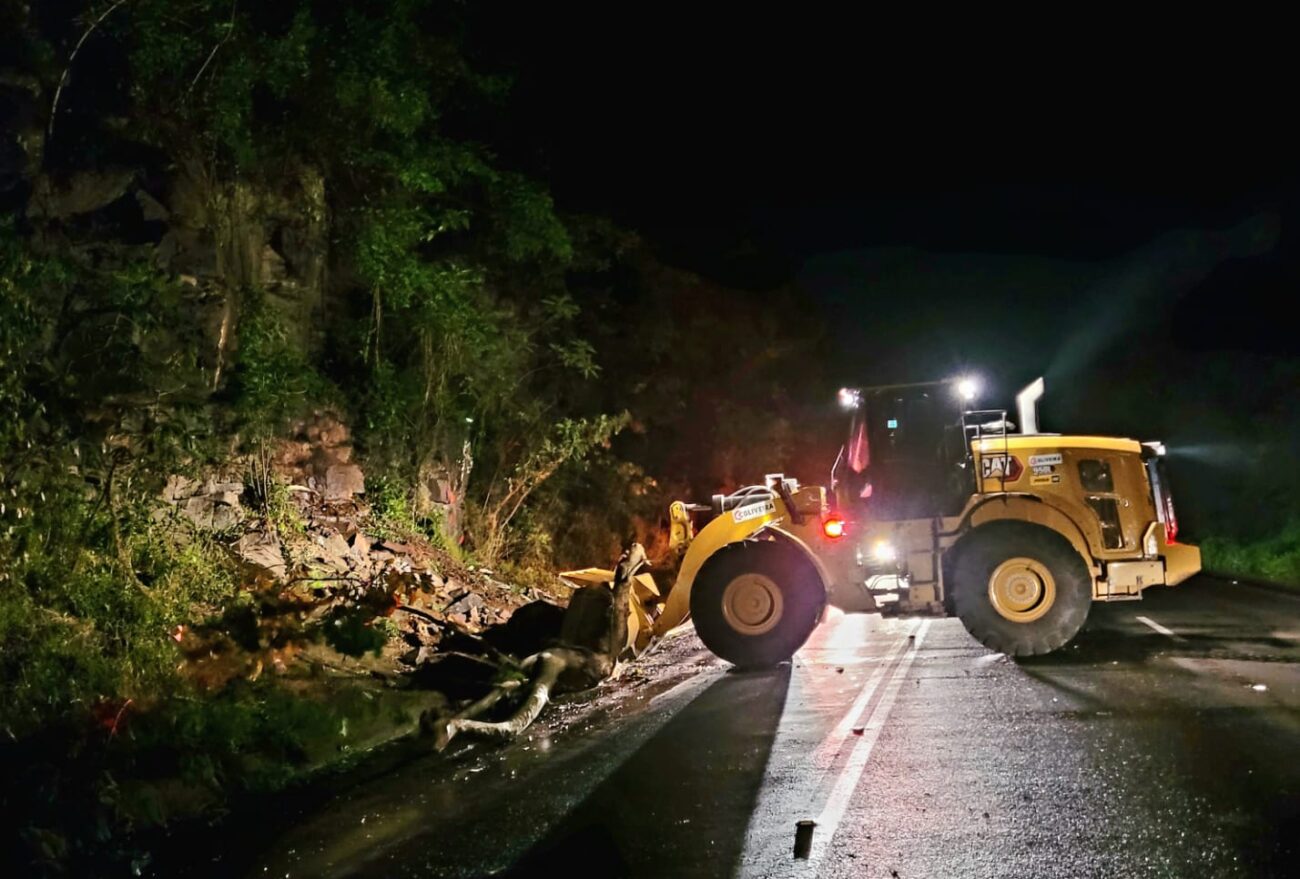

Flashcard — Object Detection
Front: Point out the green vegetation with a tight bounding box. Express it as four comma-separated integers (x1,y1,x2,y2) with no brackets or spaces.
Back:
1202,522,1300,589
0,226,226,735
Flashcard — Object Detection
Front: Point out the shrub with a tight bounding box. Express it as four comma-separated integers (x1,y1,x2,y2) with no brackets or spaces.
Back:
1201,520,1300,587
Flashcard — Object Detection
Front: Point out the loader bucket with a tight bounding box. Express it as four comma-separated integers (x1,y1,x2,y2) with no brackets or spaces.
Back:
558,567,664,656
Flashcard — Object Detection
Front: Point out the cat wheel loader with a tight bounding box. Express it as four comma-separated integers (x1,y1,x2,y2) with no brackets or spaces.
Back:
562,377,1201,664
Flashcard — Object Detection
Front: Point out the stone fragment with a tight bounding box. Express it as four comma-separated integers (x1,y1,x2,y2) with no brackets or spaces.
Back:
163,474,199,502
446,592,486,615
313,531,352,572
324,463,365,499
237,532,286,579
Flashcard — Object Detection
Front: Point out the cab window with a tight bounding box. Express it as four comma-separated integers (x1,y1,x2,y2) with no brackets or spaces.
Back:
1078,458,1114,492
1086,497,1124,549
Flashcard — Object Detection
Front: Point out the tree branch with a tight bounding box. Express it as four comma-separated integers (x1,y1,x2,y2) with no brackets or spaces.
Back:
186,0,239,100
432,650,565,750
48,0,131,143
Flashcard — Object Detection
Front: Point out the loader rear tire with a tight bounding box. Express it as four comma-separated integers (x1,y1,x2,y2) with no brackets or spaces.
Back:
691,540,825,668
950,524,1091,657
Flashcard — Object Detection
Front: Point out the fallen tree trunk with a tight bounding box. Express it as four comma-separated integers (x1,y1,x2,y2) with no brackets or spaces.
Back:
425,543,647,750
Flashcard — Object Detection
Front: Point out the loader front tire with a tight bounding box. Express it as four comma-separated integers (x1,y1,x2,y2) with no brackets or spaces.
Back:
691,540,825,667
950,524,1092,657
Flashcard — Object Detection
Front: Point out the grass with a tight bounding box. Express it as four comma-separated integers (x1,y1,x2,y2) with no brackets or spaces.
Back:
366,474,464,561
1200,520,1300,589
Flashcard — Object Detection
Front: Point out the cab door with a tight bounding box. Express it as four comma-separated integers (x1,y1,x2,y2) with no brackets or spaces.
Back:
1071,452,1153,555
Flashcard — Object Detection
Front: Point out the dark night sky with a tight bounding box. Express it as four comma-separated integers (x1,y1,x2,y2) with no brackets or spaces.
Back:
475,11,1298,411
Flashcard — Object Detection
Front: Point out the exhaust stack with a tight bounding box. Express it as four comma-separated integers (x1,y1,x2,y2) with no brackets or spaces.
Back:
1016,377,1045,435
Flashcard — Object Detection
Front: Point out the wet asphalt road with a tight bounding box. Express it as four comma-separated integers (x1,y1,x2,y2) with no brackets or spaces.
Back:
239,576,1298,878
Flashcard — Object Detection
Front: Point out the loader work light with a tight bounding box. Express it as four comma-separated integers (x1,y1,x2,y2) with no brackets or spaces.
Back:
956,376,980,402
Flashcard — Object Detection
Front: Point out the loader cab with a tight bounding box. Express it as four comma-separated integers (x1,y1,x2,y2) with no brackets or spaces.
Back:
835,381,974,521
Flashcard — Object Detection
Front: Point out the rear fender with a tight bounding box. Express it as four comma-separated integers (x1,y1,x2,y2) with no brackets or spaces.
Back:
957,493,1098,580
963,495,1093,560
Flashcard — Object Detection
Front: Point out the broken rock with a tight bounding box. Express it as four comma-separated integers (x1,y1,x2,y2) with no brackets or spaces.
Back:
350,531,371,559
29,168,137,219
324,463,365,500
312,531,352,572
237,532,287,580
163,474,200,502
446,592,486,615
180,494,243,531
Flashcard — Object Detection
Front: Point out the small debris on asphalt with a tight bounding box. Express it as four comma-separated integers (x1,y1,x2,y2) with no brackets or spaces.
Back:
852,726,865,735
1249,683,1268,692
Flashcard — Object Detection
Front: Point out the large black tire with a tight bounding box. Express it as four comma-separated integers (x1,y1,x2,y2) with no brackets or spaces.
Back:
949,524,1092,657
690,540,826,667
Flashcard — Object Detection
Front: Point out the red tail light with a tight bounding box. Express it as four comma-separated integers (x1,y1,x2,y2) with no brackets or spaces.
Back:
1148,457,1179,544
822,517,845,539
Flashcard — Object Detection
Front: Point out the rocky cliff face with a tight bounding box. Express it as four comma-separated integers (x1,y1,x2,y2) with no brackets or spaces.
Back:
5,149,329,373
1,20,493,543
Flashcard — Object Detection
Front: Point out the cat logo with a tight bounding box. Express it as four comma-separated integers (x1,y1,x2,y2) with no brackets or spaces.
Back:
981,454,1023,482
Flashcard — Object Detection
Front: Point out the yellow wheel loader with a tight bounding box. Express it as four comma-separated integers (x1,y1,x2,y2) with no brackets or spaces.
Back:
563,377,1200,664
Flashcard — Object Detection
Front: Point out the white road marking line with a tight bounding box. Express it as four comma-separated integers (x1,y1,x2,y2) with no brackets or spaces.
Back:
800,619,931,875
1136,615,1182,640
736,619,918,873
811,622,917,769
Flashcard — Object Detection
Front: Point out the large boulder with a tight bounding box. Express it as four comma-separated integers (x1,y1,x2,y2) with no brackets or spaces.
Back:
482,600,567,659
28,168,137,219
